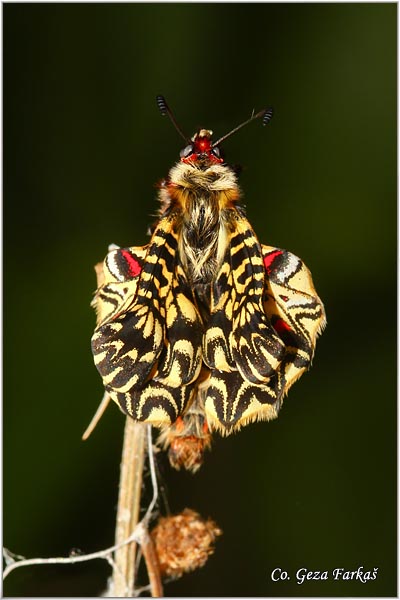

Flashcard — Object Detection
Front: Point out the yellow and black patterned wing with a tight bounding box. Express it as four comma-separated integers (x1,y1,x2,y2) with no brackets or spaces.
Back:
203,218,325,432
203,216,286,379
91,245,147,327
203,215,286,430
261,244,326,395
229,218,287,383
204,370,282,433
91,217,203,426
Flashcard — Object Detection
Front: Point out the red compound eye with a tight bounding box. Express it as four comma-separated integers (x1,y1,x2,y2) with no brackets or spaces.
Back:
180,144,193,159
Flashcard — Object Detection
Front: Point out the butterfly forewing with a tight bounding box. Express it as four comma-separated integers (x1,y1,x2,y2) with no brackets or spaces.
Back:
92,216,203,426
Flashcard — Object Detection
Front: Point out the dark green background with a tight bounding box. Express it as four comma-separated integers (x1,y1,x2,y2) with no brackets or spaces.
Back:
4,3,396,597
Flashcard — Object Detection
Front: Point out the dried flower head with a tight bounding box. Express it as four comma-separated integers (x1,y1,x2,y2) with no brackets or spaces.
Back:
151,508,222,579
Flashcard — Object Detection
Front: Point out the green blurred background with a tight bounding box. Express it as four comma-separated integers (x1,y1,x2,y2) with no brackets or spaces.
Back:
4,3,396,597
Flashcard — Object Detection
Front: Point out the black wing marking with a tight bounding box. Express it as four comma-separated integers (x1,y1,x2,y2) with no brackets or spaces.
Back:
92,217,203,425
203,233,325,431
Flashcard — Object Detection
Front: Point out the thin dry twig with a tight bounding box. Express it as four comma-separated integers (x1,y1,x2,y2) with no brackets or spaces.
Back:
143,425,159,525
110,418,146,596
140,528,163,598
3,524,141,581
140,426,163,597
81,391,112,441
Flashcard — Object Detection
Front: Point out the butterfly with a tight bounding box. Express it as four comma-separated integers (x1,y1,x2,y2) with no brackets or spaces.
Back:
91,96,326,472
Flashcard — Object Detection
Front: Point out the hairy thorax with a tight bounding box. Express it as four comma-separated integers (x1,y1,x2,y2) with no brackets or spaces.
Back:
159,162,241,284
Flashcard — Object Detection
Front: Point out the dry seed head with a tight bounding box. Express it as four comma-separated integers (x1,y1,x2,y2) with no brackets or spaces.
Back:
151,508,222,579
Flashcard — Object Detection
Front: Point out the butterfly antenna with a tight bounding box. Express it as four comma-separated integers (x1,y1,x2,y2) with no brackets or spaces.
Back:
156,95,190,144
212,106,274,148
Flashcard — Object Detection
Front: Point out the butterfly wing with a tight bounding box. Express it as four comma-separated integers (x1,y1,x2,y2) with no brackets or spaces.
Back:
91,216,324,431
203,216,284,430
203,217,325,432
91,217,203,426
91,245,147,327
261,245,326,394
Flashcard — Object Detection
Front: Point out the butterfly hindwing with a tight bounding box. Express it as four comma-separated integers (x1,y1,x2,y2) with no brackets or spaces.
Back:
107,380,194,427
205,370,282,432
262,245,326,395
91,246,147,327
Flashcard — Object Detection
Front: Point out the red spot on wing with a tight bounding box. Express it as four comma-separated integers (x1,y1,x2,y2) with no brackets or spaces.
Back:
273,318,292,334
120,250,142,277
263,250,283,273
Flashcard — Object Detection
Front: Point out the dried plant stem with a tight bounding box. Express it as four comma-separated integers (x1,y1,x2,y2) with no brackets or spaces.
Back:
140,525,163,597
111,417,146,596
81,391,111,441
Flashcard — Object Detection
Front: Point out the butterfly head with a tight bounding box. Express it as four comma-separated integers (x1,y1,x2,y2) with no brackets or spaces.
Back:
156,95,273,170
179,130,223,166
